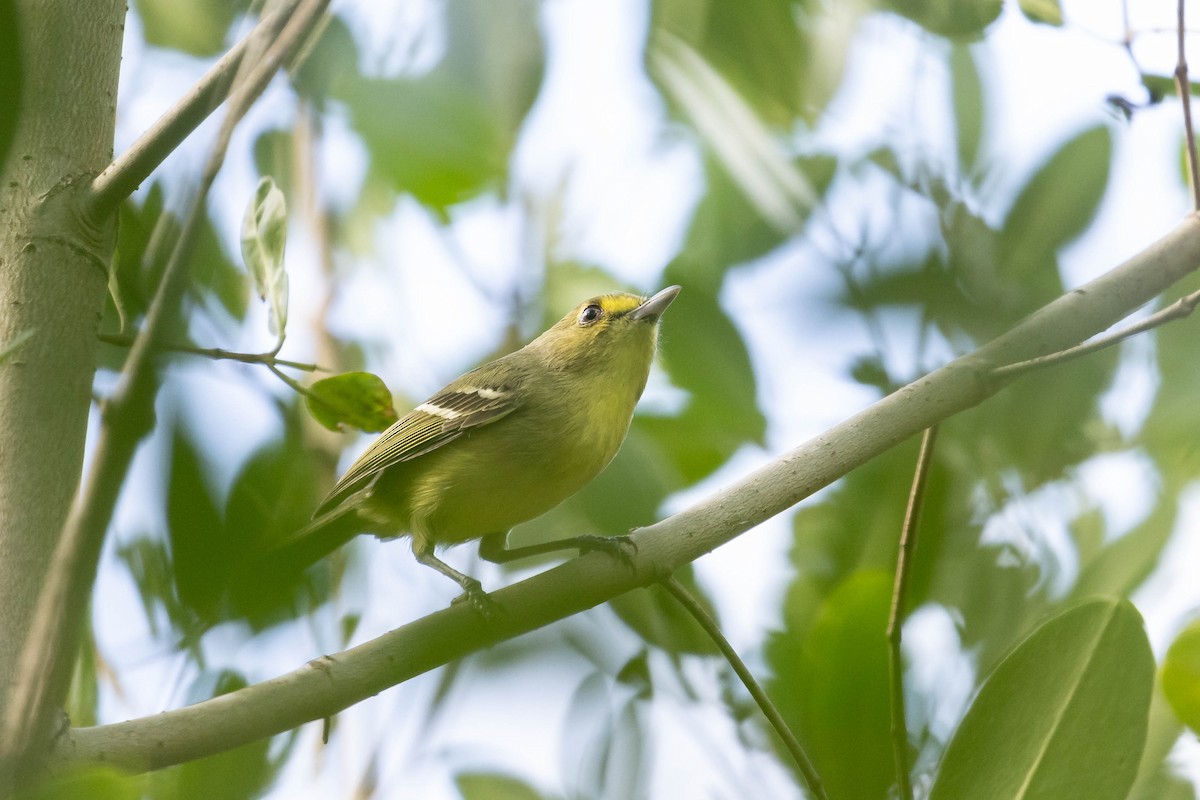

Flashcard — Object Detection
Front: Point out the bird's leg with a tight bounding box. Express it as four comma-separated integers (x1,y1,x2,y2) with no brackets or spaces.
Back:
412,541,499,618
479,531,637,569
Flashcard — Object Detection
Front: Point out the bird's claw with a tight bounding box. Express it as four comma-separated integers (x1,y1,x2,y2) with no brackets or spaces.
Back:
451,578,502,620
576,534,638,570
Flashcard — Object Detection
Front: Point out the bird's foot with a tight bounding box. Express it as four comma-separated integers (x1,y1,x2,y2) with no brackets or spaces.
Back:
576,534,638,570
451,578,502,620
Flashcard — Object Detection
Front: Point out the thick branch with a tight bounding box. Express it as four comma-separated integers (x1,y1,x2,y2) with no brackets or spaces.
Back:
49,212,1200,774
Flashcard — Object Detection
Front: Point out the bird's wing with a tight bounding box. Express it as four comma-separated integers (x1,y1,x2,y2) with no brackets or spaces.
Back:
316,381,521,514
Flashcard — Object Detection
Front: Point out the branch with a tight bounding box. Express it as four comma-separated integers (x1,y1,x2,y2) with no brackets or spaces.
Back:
0,0,331,785
45,212,1200,774
991,286,1200,380
98,332,324,373
886,426,939,800
84,3,295,220
660,576,827,800
1177,0,1200,210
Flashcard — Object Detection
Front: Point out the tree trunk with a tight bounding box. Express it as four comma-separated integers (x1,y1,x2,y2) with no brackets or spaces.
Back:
0,0,126,721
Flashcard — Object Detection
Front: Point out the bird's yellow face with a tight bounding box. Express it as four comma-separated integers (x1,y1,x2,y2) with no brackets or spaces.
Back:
533,287,680,373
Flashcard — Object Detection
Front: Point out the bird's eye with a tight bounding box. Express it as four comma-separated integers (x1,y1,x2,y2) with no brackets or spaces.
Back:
579,304,603,325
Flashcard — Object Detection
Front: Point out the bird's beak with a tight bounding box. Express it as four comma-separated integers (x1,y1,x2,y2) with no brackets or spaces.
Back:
631,285,681,321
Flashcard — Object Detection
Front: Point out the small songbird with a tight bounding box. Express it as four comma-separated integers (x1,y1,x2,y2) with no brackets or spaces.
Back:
267,286,681,612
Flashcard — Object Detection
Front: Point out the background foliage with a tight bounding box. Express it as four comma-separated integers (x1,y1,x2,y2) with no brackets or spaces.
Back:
27,0,1200,797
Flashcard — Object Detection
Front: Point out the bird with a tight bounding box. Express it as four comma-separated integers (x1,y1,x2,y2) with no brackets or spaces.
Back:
263,285,681,613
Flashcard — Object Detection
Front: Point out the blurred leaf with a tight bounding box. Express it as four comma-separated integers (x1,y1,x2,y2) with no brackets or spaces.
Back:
1071,504,1176,601
882,0,1002,39
1141,72,1200,102
609,570,719,656
455,773,548,800
767,570,894,799
223,408,331,625
999,124,1112,303
651,276,764,456
652,0,807,127
0,0,19,172
951,44,983,171
161,671,279,800
252,129,296,200
930,599,1154,800
649,31,816,235
1018,0,1063,26
1163,618,1200,735
15,767,142,800
1128,682,1189,800
305,371,398,433
241,176,289,340
683,155,837,284
116,537,191,642
106,183,248,362
334,0,543,210
167,424,226,619
133,0,243,56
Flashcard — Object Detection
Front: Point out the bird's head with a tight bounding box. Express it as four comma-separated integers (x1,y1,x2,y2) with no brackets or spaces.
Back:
531,286,681,379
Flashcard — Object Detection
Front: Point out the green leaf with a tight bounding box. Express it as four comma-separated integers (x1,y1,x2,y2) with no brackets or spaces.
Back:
1018,0,1063,26
240,176,289,340
165,671,279,800
951,44,984,171
649,31,817,235
167,425,226,619
999,124,1112,292
767,570,894,799
1162,618,1200,735
930,599,1154,800
15,767,142,800
882,0,1002,39
133,0,243,56
304,371,398,433
455,773,547,800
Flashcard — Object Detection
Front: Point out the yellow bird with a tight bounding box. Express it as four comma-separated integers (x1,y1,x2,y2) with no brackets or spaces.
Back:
270,286,680,612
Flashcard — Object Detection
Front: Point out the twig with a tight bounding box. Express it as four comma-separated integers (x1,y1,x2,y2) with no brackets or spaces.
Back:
1178,0,1200,210
86,6,294,221
992,287,1200,381
660,576,828,800
98,331,324,373
885,426,939,800
0,1,329,785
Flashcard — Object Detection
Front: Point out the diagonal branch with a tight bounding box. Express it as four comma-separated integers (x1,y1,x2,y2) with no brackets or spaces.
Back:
47,212,1200,775
84,1,297,221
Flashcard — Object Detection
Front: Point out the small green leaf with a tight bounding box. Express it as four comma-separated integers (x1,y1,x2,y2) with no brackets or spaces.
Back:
305,372,398,433
1018,0,1063,26
240,176,289,340
455,772,546,800
930,599,1154,800
1162,618,1200,734
951,44,984,170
